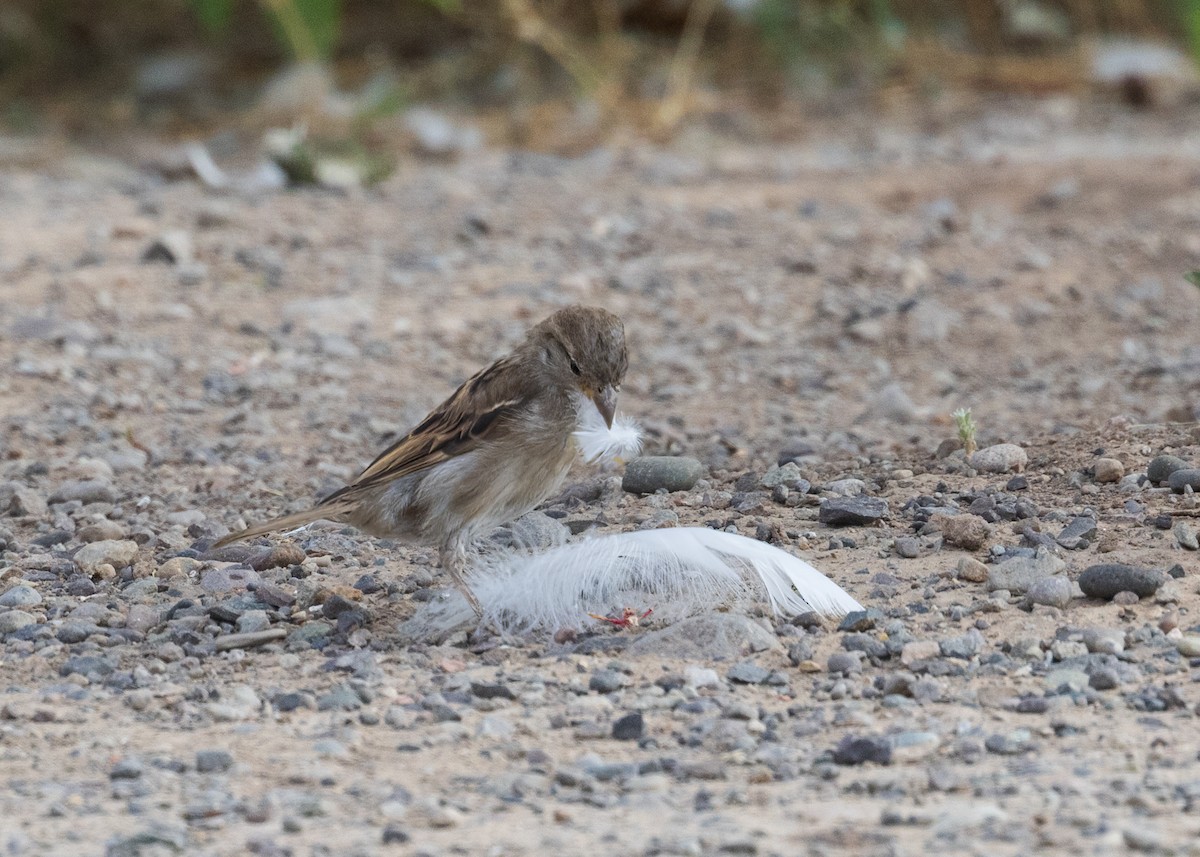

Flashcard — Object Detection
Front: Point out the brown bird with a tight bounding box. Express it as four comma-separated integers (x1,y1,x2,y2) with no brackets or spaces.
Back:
214,305,628,615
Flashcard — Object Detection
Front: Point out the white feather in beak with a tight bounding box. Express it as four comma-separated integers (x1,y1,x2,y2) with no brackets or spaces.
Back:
572,393,642,463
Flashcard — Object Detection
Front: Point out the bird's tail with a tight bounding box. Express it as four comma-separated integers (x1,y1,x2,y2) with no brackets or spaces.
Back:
211,501,355,548
401,527,863,638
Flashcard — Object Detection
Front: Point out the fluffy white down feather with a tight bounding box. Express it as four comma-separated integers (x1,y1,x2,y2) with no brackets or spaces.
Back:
402,527,864,637
399,408,863,639
572,395,643,463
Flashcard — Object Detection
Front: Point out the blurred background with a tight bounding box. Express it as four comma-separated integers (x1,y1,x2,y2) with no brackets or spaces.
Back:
3,0,1199,157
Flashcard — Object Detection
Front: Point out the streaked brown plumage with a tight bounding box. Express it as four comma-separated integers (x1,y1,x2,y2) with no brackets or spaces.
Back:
214,305,628,614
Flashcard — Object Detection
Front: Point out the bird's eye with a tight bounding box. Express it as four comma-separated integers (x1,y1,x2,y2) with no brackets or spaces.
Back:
569,359,582,376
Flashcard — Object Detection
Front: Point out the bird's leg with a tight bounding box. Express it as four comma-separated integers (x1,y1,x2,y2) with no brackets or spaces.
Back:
439,545,483,618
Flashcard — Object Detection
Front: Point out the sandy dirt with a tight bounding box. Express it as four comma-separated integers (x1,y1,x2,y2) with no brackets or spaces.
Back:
2,97,1200,856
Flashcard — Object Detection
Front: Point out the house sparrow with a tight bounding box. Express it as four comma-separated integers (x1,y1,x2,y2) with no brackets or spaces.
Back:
215,305,628,615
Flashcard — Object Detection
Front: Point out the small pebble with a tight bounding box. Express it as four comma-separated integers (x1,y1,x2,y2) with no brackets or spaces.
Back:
818,496,888,527
969,444,1027,474
1093,458,1124,483
622,457,704,494
611,712,644,741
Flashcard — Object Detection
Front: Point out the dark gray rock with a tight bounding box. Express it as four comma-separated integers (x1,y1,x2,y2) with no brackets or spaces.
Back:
611,712,644,741
837,608,883,632
56,621,98,644
589,669,626,694
195,749,234,773
818,496,888,527
832,735,892,766
1148,455,1189,485
109,757,144,780
1168,468,1200,493
470,682,516,700
1056,516,1097,549
1079,564,1164,600
827,652,861,674
622,457,704,494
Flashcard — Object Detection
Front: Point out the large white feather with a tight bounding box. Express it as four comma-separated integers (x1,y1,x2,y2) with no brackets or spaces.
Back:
402,527,863,638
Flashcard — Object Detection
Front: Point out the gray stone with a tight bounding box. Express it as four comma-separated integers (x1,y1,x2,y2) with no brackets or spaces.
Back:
1173,520,1199,550
200,565,261,593
611,712,644,741
0,584,41,608
987,550,1064,593
837,608,883,632
1025,576,1072,609
826,652,861,674
74,539,139,574
1148,455,1189,485
142,229,194,265
985,730,1032,755
236,610,271,634
470,682,517,701
760,462,809,491
1079,564,1165,600
1168,468,1200,493
56,621,98,643
0,610,37,635
622,457,704,494
126,604,162,634
214,628,287,651
0,484,47,517
104,823,187,857
818,496,888,526
110,757,144,780
1080,628,1124,654
940,629,984,659
589,669,626,693
969,444,1027,474
1056,515,1097,549
78,520,126,542
832,735,892,766
626,614,780,660
957,557,989,582
195,749,234,773
727,661,771,684
1089,668,1121,690
894,537,920,558
490,511,569,551
49,479,116,505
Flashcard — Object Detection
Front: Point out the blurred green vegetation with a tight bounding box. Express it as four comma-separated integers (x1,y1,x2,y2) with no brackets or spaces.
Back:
0,0,1198,130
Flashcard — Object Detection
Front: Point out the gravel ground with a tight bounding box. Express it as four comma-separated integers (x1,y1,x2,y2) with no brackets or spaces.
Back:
3,97,1200,856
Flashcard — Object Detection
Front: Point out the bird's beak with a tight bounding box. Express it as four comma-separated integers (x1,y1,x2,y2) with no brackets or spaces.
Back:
590,385,618,429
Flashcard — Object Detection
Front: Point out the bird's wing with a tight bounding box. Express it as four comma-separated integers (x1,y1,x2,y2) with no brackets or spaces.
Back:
319,354,529,506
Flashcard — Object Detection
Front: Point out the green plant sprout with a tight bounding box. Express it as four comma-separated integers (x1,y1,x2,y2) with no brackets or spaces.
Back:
1186,271,1200,288
952,407,977,456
